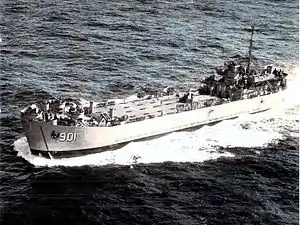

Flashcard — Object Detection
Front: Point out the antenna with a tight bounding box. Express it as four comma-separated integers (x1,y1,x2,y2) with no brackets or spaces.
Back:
246,26,255,75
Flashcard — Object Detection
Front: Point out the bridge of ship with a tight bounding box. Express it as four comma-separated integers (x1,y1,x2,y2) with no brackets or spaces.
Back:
91,92,217,123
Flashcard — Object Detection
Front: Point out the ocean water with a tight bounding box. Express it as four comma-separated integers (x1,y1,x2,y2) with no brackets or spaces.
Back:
0,0,299,224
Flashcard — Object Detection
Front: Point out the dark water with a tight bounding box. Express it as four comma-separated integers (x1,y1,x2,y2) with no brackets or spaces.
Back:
0,0,299,224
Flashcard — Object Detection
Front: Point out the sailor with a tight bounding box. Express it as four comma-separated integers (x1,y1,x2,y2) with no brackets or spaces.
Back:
227,86,234,100
248,74,255,85
244,79,248,88
179,93,188,103
264,84,269,94
216,84,222,97
239,66,245,76
45,111,49,122
209,85,215,96
220,84,226,98
190,93,194,107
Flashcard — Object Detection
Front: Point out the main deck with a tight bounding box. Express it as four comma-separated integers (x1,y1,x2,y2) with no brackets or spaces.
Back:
90,92,218,125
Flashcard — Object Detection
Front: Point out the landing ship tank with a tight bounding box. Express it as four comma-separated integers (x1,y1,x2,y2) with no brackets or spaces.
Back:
20,27,288,158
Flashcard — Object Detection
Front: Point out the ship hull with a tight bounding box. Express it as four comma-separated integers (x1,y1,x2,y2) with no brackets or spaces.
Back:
22,92,284,158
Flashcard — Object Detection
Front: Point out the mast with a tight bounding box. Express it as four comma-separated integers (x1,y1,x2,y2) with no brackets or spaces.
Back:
246,26,255,75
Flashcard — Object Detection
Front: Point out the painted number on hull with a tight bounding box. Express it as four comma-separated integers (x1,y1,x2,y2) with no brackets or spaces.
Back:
58,133,78,142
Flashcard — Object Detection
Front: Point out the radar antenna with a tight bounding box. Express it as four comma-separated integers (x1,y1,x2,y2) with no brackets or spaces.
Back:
246,26,255,75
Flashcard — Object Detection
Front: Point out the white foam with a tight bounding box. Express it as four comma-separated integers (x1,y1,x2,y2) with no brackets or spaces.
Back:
14,136,234,167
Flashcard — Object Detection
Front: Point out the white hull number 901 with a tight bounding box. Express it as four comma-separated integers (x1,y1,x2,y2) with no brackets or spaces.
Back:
58,132,78,142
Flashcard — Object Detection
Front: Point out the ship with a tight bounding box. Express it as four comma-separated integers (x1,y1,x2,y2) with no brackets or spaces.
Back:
20,27,288,159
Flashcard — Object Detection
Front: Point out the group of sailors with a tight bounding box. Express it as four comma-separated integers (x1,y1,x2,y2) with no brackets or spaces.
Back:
22,98,87,126
22,97,129,127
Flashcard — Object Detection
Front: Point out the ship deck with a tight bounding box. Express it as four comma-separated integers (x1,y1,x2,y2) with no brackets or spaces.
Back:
92,92,218,124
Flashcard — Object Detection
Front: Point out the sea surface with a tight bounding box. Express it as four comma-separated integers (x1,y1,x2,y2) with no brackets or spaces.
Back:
0,0,299,224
